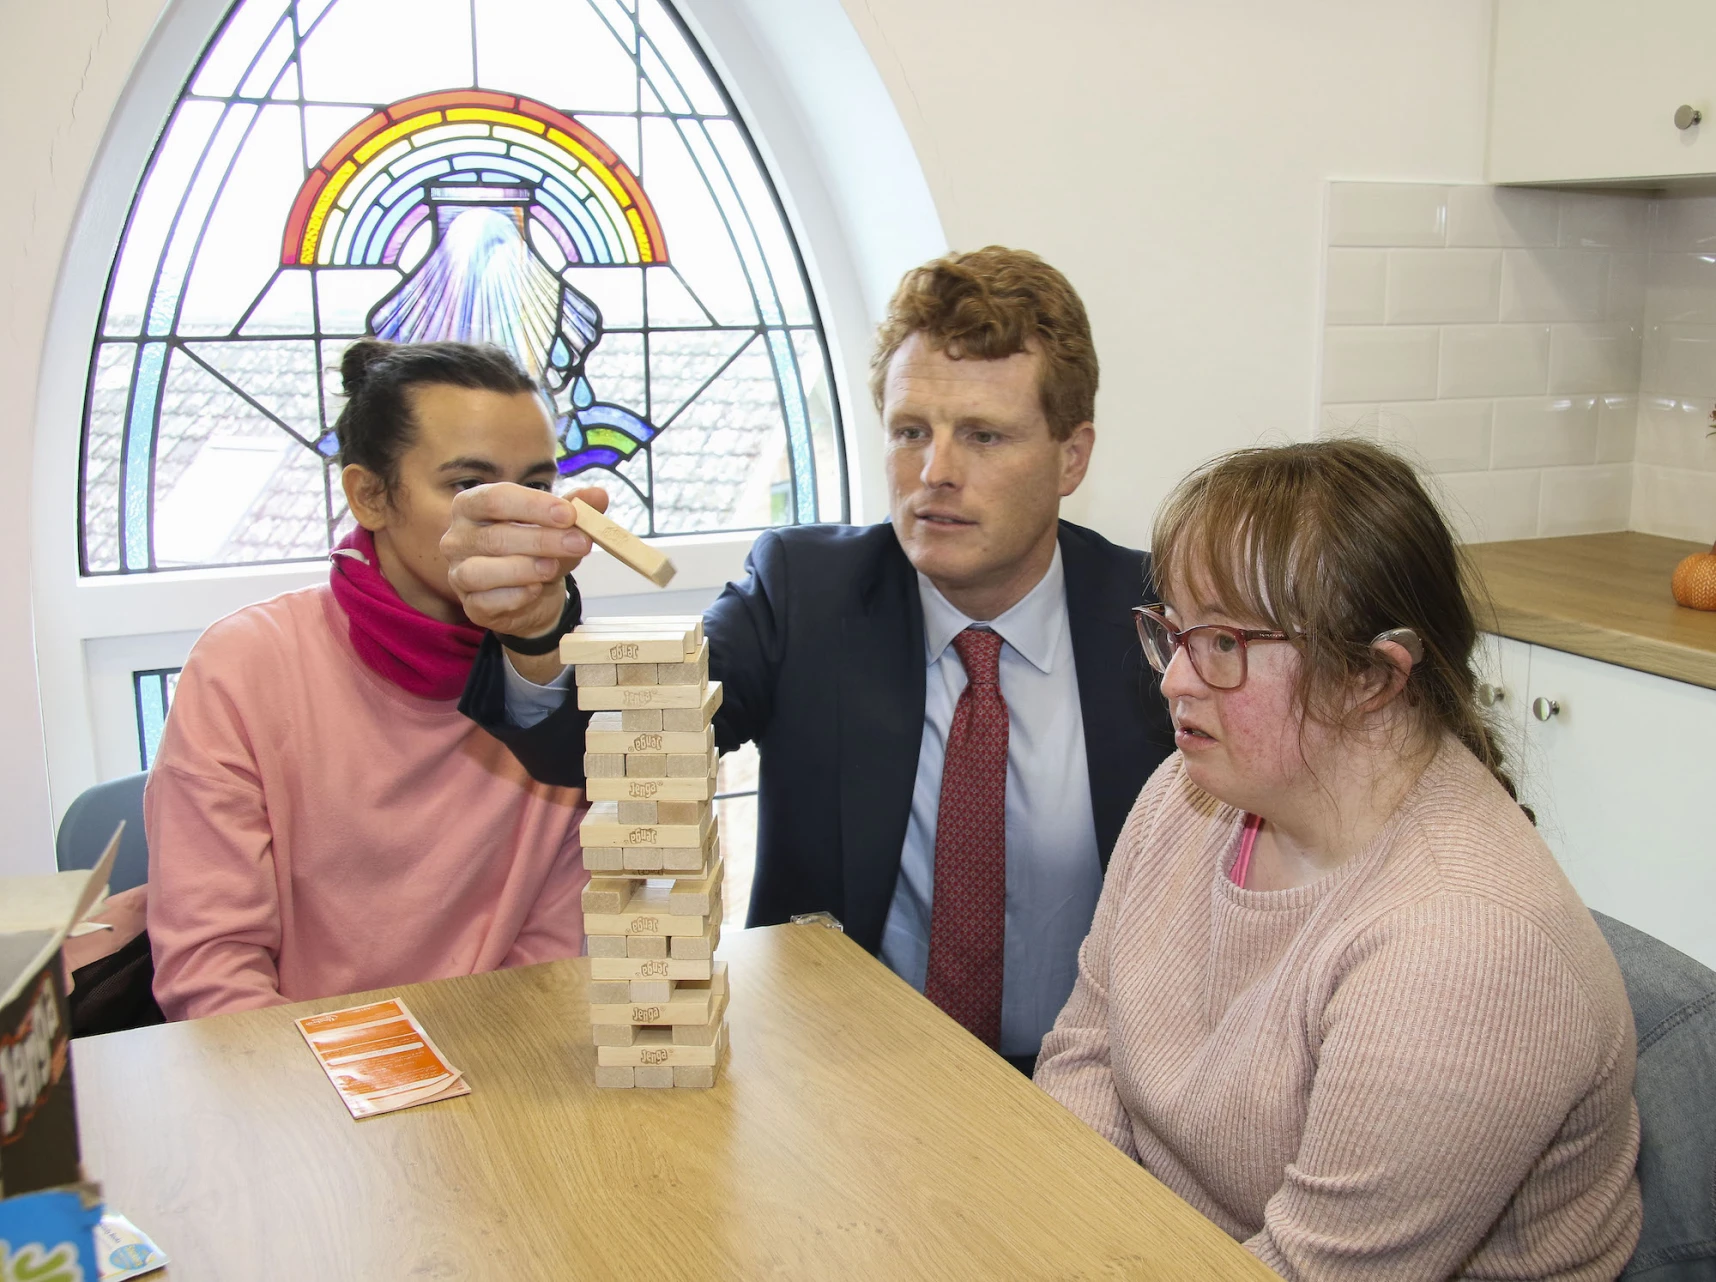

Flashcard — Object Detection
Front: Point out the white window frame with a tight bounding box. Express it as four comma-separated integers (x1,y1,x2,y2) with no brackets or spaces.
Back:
25,0,943,865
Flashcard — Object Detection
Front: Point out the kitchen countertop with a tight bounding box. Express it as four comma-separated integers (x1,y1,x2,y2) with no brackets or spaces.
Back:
1467,531,1716,690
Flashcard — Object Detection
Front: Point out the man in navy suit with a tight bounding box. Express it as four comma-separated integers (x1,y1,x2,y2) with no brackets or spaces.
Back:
446,248,1174,1072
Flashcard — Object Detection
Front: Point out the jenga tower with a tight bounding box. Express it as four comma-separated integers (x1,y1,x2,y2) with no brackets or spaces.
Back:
568,616,729,1088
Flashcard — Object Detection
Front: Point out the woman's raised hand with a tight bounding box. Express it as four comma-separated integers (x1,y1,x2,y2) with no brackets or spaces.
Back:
442,484,610,638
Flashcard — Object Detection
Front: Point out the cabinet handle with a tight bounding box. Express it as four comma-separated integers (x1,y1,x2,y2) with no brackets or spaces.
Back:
1477,682,1506,707
1676,104,1703,130
1530,696,1561,722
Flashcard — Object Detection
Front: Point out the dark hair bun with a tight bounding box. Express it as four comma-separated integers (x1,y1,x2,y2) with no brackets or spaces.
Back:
339,337,396,397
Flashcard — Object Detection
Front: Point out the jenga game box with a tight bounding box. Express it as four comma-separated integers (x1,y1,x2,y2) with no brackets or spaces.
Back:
0,828,119,1199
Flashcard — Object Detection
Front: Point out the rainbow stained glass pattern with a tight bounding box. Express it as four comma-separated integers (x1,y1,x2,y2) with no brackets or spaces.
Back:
283,89,666,474
80,0,846,575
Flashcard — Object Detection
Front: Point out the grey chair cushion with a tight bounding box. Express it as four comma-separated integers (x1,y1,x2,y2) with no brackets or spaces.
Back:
1592,912,1716,1281
54,771,149,894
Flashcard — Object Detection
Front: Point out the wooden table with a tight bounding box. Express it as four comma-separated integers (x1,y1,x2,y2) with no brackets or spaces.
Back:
1469,531,1716,689
73,924,1274,1280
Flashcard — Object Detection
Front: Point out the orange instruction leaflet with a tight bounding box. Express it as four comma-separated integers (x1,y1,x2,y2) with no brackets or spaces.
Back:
295,999,470,1119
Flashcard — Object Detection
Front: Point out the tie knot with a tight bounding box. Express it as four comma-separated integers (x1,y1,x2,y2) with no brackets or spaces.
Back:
951,627,1003,685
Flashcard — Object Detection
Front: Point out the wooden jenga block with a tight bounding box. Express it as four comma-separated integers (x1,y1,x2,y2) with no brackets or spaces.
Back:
671,987,729,1045
666,749,718,777
621,708,663,731
562,634,689,665
674,1027,730,1088
655,642,709,686
583,847,625,872
584,898,720,938
671,1019,724,1051
597,1026,723,1067
630,978,673,1003
616,663,657,686
585,775,714,802
590,955,713,981
625,754,667,777
621,746,717,781
581,877,630,914
576,616,702,649
588,980,632,1004
660,843,711,873
589,967,725,1025
581,812,713,848
635,1064,675,1088
656,800,707,825
622,846,665,872
586,725,715,755
617,800,657,824
574,664,616,687
570,498,677,588
671,923,721,961
667,859,724,917
627,934,668,959
661,681,723,732
595,1064,635,1088
592,1021,637,1046
583,753,625,778
587,933,629,958
577,683,707,712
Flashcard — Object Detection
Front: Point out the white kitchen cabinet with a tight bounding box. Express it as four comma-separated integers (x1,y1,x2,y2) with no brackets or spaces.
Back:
1476,635,1716,968
1489,0,1716,184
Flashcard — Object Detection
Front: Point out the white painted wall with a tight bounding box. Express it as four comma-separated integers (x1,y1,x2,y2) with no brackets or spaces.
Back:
840,0,1496,538
2,0,1496,873
1,0,174,873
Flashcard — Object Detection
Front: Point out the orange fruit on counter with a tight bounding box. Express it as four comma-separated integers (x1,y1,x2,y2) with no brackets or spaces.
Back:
1672,543,1716,611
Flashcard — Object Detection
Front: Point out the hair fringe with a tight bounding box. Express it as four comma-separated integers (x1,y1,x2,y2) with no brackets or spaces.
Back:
1151,439,1531,821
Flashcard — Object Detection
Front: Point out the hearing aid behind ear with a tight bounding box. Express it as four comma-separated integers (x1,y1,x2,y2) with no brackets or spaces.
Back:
1371,628,1424,664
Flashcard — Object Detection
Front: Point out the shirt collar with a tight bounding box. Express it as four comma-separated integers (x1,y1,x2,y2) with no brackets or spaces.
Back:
918,544,1067,676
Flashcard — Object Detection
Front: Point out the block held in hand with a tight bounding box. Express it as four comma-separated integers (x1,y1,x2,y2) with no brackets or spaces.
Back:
572,497,676,588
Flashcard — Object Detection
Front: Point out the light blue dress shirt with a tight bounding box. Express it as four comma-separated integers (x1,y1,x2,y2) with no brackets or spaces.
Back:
503,550,1104,1058
878,546,1103,1058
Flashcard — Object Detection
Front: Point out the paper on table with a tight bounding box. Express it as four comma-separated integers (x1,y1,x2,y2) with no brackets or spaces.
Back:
95,1210,168,1279
295,999,470,1119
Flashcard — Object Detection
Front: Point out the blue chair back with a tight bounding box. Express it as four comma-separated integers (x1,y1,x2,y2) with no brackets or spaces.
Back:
55,772,149,894
1592,911,1716,1281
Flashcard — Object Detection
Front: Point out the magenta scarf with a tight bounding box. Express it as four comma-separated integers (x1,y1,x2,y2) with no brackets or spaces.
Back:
329,527,484,701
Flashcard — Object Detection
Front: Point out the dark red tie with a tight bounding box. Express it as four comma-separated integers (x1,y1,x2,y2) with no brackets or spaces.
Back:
924,627,1008,1048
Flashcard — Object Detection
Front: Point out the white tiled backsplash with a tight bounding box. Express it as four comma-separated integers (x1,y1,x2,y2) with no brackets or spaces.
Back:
1320,182,1716,544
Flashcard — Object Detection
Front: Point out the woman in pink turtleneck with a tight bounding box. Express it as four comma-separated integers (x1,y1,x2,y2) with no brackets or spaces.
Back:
146,339,606,1020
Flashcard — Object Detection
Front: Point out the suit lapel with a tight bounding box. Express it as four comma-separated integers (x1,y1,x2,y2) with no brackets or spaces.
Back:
837,533,927,952
1060,523,1160,869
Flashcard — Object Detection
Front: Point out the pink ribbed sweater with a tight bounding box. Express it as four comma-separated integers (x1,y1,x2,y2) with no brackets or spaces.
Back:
147,585,589,1021
1037,740,1641,1281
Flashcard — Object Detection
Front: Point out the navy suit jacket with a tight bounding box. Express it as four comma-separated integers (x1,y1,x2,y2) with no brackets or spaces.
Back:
461,519,1176,955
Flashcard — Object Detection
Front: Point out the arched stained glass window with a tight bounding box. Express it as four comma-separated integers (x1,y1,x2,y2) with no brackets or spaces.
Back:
82,0,847,574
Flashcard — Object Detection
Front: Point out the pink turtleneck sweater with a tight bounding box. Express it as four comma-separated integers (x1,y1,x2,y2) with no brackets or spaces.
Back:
146,585,588,1021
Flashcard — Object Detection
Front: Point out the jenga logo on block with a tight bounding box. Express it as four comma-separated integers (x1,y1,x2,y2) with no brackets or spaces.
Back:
628,782,659,797
629,827,658,844
607,642,640,660
632,733,663,751
640,1048,669,1065
621,690,653,707
629,916,660,933
633,1005,662,1021
641,960,668,977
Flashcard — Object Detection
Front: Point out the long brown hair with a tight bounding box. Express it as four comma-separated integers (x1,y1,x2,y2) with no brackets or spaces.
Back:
1151,439,1525,811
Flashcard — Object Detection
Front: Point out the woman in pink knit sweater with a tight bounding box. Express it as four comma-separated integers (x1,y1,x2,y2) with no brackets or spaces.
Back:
147,340,603,1020
1037,440,1642,1280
